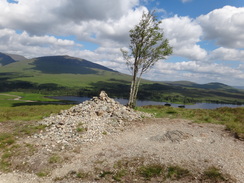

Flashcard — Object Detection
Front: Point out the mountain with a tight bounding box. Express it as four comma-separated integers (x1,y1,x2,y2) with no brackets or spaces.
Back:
0,52,16,66
5,53,27,61
0,55,118,73
166,81,234,90
0,55,243,104
0,55,132,97
33,55,116,74
233,86,244,90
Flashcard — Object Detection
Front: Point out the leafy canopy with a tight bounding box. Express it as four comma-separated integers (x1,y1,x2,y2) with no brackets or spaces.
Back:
121,11,173,76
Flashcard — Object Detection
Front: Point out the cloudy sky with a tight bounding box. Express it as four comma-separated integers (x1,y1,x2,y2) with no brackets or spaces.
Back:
0,0,244,86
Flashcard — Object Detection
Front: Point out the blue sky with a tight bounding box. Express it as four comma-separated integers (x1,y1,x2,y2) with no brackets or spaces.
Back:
150,0,243,18
0,0,244,86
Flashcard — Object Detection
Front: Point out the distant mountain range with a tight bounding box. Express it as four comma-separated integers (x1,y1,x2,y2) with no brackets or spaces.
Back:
165,80,237,90
0,52,243,104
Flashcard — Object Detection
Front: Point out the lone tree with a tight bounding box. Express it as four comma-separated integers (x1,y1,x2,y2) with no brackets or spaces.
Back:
121,11,173,108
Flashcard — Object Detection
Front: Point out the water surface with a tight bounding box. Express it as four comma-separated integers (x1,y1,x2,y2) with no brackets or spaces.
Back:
50,96,244,109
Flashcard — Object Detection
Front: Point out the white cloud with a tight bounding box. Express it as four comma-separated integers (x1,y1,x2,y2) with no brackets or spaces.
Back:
76,7,147,47
197,6,244,48
55,0,139,21
209,47,244,61
0,28,82,58
160,15,207,61
143,60,244,85
0,0,141,37
238,64,244,70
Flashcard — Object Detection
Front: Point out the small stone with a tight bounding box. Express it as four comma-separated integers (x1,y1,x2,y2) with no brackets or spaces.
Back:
99,90,108,101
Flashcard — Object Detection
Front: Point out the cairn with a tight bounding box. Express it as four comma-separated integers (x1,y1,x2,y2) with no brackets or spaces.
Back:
33,91,150,148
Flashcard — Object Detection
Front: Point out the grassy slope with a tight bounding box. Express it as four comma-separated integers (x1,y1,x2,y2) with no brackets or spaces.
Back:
0,58,132,88
0,93,73,121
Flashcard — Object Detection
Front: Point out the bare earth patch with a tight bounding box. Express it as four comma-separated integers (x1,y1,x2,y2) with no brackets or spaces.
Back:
0,118,243,183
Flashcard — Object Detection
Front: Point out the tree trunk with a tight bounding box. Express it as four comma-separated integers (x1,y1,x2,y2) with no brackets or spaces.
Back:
128,65,138,108
128,78,136,108
128,73,142,108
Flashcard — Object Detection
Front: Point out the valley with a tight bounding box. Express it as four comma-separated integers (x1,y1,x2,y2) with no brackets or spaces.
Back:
0,52,244,105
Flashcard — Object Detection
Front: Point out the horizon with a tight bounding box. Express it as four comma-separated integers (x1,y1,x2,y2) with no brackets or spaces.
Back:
0,0,243,86
1,52,244,88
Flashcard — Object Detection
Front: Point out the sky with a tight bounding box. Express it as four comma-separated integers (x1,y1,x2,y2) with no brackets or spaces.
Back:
0,0,244,86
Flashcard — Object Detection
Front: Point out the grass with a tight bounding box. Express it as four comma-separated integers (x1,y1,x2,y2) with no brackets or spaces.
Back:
137,105,244,139
167,165,190,180
76,122,87,133
0,92,72,122
59,157,234,182
49,154,62,164
36,171,49,177
202,166,227,182
138,164,164,180
0,133,15,148
0,105,73,122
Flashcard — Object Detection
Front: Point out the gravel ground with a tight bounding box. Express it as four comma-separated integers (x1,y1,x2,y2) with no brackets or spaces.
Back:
1,118,243,183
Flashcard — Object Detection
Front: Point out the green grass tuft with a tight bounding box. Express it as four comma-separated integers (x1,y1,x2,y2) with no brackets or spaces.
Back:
0,133,15,148
167,165,190,180
138,164,164,180
202,167,226,181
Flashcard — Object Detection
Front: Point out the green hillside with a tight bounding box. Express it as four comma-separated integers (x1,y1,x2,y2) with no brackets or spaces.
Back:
0,53,243,104
0,55,134,97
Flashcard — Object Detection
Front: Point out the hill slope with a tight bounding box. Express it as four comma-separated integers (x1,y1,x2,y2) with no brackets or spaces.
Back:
0,55,133,96
5,53,27,61
29,55,117,74
166,80,234,90
0,52,16,66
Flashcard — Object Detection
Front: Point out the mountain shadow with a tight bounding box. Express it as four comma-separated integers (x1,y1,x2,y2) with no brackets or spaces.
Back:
0,52,16,66
31,55,117,74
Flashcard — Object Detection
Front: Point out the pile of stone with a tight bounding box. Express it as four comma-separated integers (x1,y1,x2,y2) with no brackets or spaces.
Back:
33,91,151,147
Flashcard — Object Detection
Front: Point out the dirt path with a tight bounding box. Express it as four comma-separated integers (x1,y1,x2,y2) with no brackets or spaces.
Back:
0,93,34,102
0,118,244,183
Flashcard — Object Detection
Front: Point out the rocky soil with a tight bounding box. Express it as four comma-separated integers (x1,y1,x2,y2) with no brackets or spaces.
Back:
0,91,243,183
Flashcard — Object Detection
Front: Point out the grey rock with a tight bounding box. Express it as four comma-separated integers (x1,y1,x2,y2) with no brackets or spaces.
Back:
150,130,192,143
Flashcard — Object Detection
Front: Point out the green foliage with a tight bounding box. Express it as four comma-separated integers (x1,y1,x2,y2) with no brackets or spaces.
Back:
112,169,127,181
0,133,15,148
36,171,49,177
49,154,62,164
121,11,173,108
202,167,226,181
15,124,47,136
99,171,113,178
0,140,18,171
76,127,86,133
76,122,87,133
138,164,164,180
76,170,89,179
167,165,190,180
